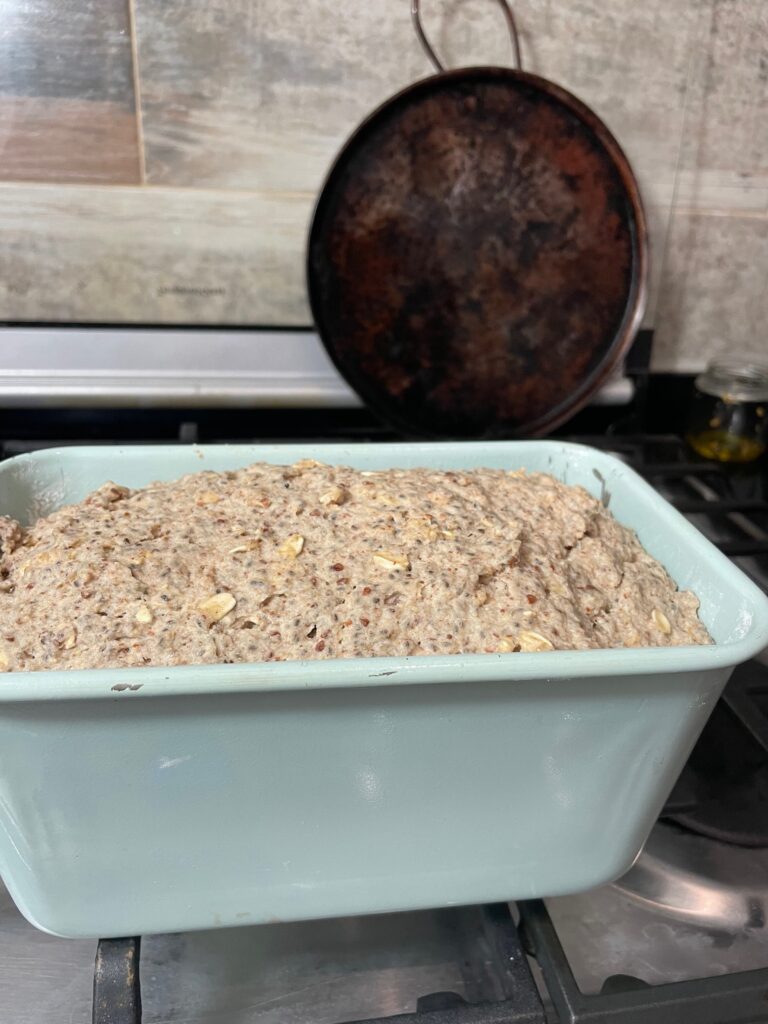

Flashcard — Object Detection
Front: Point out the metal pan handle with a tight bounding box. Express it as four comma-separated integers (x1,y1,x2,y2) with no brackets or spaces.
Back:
411,0,522,73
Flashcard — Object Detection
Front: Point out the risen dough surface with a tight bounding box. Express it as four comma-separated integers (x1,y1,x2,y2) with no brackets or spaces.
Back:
0,461,710,672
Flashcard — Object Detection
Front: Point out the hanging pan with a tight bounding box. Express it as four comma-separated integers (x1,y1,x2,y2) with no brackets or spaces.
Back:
307,0,648,438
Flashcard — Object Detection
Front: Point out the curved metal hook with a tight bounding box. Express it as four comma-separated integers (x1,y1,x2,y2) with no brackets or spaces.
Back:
411,0,522,74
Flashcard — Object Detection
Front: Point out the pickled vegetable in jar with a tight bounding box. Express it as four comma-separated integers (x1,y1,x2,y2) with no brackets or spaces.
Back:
686,360,768,463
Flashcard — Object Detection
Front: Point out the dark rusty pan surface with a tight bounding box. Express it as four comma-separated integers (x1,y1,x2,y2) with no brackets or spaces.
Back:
307,67,647,438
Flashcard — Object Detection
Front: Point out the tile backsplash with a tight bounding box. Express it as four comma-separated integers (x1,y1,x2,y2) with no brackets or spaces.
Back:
0,0,141,184
0,0,765,371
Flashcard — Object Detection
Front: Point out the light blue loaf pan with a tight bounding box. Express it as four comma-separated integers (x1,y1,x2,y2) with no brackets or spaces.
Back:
0,442,766,939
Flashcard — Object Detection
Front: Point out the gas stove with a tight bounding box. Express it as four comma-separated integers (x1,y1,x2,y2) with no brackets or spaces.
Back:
0,419,766,1024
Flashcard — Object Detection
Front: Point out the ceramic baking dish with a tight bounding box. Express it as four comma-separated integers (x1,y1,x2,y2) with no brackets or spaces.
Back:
0,442,766,939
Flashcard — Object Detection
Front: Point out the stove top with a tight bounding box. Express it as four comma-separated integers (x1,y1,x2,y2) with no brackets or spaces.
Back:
0,424,766,1024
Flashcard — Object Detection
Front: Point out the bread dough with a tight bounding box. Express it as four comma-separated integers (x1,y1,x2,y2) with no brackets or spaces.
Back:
0,461,711,672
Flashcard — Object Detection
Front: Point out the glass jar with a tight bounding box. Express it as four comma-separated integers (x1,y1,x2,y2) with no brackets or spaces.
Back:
686,360,768,463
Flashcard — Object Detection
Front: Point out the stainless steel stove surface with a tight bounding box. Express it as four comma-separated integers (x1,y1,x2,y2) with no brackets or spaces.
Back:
1,426,767,1024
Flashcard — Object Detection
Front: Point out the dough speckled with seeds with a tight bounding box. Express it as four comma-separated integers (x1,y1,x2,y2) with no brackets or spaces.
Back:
0,462,711,672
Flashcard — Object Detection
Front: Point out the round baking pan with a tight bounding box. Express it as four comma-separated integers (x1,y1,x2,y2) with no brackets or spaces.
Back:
307,1,647,438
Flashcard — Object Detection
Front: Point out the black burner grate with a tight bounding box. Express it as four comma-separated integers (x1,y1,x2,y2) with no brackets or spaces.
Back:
92,898,768,1024
518,900,768,1024
92,905,546,1024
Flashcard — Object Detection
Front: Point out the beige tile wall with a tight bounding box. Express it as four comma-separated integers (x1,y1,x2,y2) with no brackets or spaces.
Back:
0,0,141,183
653,0,768,370
0,0,764,369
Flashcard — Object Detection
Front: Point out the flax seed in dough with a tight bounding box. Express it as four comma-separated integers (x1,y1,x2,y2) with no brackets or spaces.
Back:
0,461,711,672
